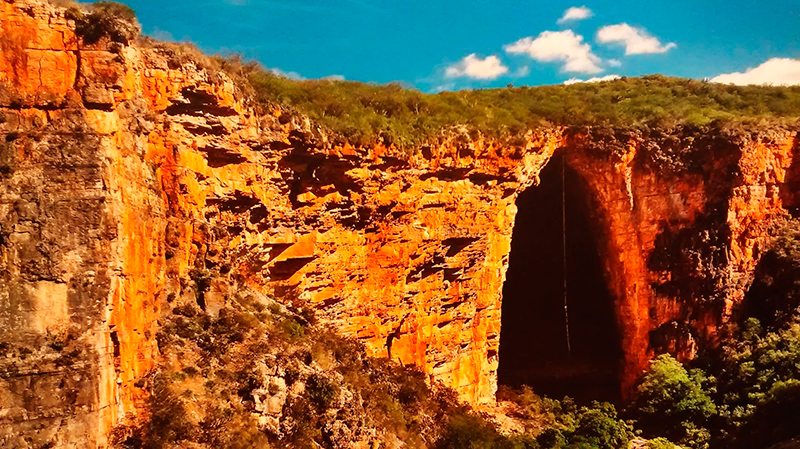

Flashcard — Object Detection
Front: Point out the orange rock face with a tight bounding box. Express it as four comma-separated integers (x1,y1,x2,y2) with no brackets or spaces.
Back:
567,128,800,395
0,1,78,106
1,1,799,447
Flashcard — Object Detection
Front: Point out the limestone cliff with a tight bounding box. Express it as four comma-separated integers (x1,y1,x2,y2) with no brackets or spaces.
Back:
0,1,799,447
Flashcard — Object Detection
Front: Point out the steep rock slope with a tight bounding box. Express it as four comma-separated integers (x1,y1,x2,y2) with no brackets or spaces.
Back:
0,1,799,447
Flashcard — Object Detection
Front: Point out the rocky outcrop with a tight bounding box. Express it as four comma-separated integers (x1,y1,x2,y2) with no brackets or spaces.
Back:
567,126,800,394
1,1,799,447
0,1,161,446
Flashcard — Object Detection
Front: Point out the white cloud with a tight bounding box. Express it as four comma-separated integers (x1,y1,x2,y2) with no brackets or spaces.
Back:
607,58,622,67
596,23,676,55
431,81,457,93
563,74,621,85
514,65,531,77
445,54,509,80
268,69,345,81
558,6,593,24
269,68,305,80
505,30,602,74
149,27,175,42
710,58,800,86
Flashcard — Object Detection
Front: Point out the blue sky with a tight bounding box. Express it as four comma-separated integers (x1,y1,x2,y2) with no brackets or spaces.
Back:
120,0,800,91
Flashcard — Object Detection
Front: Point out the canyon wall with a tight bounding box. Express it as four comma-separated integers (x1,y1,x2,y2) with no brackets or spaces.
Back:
1,1,799,447
567,127,800,394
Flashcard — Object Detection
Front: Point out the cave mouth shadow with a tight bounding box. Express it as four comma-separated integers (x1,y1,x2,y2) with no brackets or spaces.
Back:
498,152,623,404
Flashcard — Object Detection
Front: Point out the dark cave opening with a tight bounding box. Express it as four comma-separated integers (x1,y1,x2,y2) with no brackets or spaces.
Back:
498,152,623,404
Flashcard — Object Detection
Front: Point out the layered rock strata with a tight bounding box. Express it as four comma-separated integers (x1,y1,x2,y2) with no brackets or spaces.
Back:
1,1,799,447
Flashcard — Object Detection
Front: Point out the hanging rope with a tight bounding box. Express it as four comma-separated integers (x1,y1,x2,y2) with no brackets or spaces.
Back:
562,155,572,356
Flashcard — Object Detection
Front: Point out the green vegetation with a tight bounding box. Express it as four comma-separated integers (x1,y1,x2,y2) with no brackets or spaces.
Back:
712,319,800,448
628,219,800,449
62,2,800,151
432,385,634,449
631,355,716,448
493,386,634,449
118,284,642,449
280,316,305,340
647,438,680,449
132,38,800,151
240,67,800,148
435,412,513,449
408,383,639,449
66,1,139,45
629,322,800,449
304,373,340,409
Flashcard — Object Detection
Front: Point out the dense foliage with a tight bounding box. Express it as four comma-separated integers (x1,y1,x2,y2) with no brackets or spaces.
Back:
630,322,800,449
491,386,635,449
631,355,716,448
66,1,139,45
63,1,800,151
714,320,800,448
628,219,800,449
434,386,634,449
241,68,800,148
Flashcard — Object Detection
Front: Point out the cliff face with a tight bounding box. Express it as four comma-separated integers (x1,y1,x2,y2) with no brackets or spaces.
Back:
0,1,161,446
567,127,800,394
1,1,799,447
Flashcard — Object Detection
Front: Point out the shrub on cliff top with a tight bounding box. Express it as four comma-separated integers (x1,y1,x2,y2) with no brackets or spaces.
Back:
241,66,800,150
130,25,800,151
66,1,139,45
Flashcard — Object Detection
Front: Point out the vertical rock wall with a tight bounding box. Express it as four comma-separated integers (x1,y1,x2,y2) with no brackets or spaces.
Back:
566,128,800,394
0,4,563,446
1,1,799,446
1,2,115,446
0,1,163,445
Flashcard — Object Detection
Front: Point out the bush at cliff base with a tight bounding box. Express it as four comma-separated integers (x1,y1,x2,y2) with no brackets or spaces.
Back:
629,221,800,449
630,354,715,449
116,284,641,449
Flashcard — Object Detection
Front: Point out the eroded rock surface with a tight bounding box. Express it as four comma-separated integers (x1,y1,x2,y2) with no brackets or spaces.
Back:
1,1,799,447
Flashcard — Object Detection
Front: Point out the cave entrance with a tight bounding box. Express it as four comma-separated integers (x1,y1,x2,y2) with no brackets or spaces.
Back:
498,152,622,404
